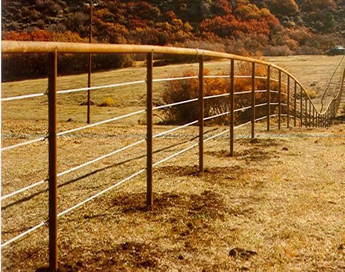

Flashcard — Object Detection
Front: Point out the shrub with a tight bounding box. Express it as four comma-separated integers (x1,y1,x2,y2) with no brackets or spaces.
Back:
2,30,134,81
98,97,115,107
306,89,317,99
159,63,277,125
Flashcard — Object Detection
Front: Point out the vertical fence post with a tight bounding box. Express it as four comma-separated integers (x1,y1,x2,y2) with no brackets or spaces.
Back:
305,97,308,127
309,99,311,127
267,65,271,131
300,86,303,127
87,56,92,124
287,75,290,128
48,51,58,272
87,0,93,124
278,70,281,130
230,59,235,157
199,55,204,173
251,62,255,139
146,52,153,207
294,81,297,127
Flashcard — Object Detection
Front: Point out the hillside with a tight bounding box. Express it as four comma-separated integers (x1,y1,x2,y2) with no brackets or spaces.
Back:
2,0,345,81
2,0,345,55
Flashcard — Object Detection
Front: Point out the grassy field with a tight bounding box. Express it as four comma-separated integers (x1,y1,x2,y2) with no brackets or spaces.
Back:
1,55,345,271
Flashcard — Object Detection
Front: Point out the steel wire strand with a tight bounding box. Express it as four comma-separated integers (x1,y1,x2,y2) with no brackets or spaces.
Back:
1,111,289,247
1,110,146,152
153,120,198,138
57,109,145,137
255,103,268,108
204,93,230,100
1,119,201,200
235,91,252,95
1,77,202,102
2,137,47,151
235,121,252,129
204,129,228,142
153,98,198,110
204,112,230,121
1,93,45,102
1,139,146,201
1,169,146,248
234,106,252,112
1,221,46,248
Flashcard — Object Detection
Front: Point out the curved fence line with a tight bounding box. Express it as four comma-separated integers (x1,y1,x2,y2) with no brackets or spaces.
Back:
2,41,344,271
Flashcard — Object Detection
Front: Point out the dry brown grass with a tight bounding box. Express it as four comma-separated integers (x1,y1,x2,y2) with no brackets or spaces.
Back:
1,56,345,271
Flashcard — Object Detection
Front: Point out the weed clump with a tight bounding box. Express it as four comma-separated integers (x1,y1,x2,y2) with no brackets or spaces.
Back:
160,63,286,125
98,97,115,107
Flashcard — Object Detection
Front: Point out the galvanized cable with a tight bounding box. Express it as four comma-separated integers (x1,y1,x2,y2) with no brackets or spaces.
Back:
1,168,146,248
204,129,228,143
2,136,47,152
153,98,198,110
255,103,268,108
204,93,230,100
204,112,230,121
235,91,252,95
321,55,345,111
57,110,145,137
235,121,252,129
234,106,252,112
57,169,145,218
153,120,198,138
1,139,145,200
57,80,145,95
1,222,46,248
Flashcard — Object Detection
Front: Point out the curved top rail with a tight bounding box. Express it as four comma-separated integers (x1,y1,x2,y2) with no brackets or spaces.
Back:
1,40,343,116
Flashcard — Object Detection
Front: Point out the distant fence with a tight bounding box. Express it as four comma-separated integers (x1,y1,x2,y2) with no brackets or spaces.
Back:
1,41,344,271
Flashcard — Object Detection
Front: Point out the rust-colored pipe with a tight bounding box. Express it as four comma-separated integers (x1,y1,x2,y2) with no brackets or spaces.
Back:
300,86,303,127
230,59,235,156
87,0,93,124
267,65,271,131
278,70,281,130
251,62,255,139
48,51,58,271
146,52,153,207
287,76,290,128
305,97,308,127
199,55,204,173
294,81,297,127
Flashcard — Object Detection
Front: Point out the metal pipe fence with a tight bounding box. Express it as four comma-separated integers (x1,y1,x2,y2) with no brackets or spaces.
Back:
1,41,344,271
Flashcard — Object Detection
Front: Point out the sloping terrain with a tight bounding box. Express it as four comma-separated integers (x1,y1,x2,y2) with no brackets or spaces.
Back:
2,123,345,271
1,55,345,270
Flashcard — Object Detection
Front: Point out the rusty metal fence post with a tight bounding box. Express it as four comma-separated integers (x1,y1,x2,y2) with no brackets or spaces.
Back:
305,97,308,127
146,52,153,207
278,70,281,130
294,81,297,127
309,99,311,127
287,76,290,128
199,55,204,173
251,62,255,139
267,65,271,131
48,51,58,271
230,59,235,157
299,85,303,127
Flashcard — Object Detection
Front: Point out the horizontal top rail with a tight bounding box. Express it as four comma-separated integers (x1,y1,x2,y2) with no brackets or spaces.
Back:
0,41,297,81
2,40,342,115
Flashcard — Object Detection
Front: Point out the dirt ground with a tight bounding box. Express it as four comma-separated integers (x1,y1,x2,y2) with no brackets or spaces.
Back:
1,55,345,271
